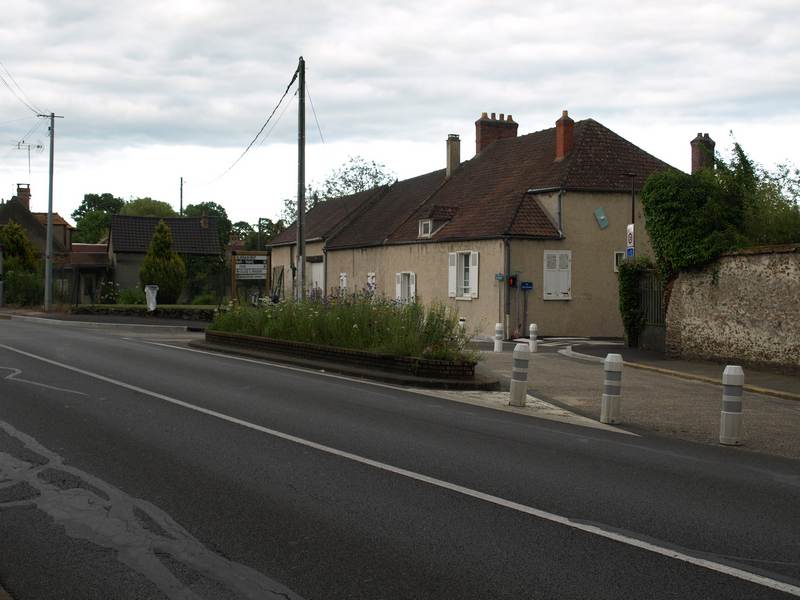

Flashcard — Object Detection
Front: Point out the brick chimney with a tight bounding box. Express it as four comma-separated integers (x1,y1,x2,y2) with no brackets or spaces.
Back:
446,134,461,178
691,133,715,174
555,110,574,161
15,183,31,210
475,112,518,154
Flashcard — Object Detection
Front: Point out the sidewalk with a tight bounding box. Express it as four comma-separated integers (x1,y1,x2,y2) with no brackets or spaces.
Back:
476,348,800,461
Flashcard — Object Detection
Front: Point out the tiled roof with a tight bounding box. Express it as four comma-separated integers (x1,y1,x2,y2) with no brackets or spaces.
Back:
387,119,671,243
271,187,383,246
281,117,673,249
110,215,221,255
32,212,74,228
326,170,445,250
0,199,67,253
71,243,108,253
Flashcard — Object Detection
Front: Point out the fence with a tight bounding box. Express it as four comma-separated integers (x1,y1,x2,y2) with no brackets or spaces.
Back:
639,270,665,326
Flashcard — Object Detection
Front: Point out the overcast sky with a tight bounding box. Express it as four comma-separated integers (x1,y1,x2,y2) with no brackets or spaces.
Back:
1,0,798,226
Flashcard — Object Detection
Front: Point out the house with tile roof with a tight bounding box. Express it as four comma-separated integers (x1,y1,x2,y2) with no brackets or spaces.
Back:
109,215,222,296
272,110,677,338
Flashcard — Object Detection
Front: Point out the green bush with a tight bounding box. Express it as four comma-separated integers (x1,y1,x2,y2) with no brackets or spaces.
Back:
191,291,218,305
4,269,43,306
119,287,146,305
139,220,186,304
210,296,475,362
97,280,120,304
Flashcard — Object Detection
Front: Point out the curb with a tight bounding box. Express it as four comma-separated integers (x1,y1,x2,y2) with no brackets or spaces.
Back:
561,346,800,402
189,340,500,391
7,314,192,334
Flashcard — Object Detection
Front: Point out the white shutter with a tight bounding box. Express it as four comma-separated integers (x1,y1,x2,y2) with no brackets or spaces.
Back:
469,252,479,298
409,272,416,300
543,252,558,299
448,253,457,298
395,273,402,300
559,251,571,298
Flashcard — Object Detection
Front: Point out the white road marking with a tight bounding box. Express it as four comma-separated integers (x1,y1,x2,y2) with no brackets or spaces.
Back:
0,366,88,396
1,342,798,597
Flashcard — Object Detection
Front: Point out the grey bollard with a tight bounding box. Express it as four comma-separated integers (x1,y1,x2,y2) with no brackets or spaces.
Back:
529,323,538,353
494,322,504,352
720,365,744,446
600,353,623,424
509,343,530,407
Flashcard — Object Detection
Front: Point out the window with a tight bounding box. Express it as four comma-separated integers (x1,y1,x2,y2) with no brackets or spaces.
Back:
367,272,376,293
448,251,479,299
543,250,571,300
395,272,416,302
339,272,348,293
613,251,626,273
418,219,433,238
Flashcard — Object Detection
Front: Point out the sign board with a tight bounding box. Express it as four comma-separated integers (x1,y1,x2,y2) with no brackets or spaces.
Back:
495,272,505,281
626,247,635,258
626,224,635,249
520,281,533,291
235,254,268,280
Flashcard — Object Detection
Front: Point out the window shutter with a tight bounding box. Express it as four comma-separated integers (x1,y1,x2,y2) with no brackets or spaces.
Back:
395,273,402,300
469,251,479,298
409,272,416,300
543,252,558,298
448,253,457,298
559,251,571,298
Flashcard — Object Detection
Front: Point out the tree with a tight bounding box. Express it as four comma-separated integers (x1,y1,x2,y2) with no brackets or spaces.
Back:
0,221,38,272
139,220,186,304
184,201,232,248
244,218,286,250
642,142,800,278
120,197,178,218
71,192,124,243
281,156,395,221
232,221,254,240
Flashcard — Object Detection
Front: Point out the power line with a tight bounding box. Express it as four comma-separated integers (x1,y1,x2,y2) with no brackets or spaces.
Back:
0,61,41,114
306,81,325,144
0,116,37,127
0,70,38,115
258,88,297,147
210,67,299,182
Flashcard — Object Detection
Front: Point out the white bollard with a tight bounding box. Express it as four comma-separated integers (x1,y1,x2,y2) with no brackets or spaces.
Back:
494,322,504,352
600,353,623,424
529,323,538,353
144,285,159,312
509,343,530,407
720,365,744,446
458,317,466,331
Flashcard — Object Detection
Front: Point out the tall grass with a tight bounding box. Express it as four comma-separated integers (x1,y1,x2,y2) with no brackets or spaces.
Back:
210,295,475,362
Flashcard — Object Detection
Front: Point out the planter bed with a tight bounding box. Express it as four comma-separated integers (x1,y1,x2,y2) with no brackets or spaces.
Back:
206,330,476,379
72,304,216,321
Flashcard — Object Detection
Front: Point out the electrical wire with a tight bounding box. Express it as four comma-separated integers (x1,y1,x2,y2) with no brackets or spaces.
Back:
306,81,325,144
0,71,38,115
210,67,299,182
258,88,297,147
0,116,37,127
0,61,42,114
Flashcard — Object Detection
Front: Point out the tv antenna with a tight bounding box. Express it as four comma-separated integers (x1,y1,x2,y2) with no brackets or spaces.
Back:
16,139,44,176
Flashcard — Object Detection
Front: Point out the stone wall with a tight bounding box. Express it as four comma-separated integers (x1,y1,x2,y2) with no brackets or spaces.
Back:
665,245,800,372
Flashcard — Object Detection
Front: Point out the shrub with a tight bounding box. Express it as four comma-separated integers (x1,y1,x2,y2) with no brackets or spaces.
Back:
617,256,655,347
97,280,120,304
119,287,146,305
191,291,218,305
4,269,43,306
139,220,186,304
210,295,475,361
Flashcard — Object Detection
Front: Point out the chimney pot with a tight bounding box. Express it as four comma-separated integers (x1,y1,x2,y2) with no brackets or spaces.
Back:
555,109,575,161
14,183,31,211
474,111,519,154
446,134,461,179
691,132,716,174
480,111,488,119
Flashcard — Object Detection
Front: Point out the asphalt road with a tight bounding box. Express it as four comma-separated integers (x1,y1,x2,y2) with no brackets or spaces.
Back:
0,320,798,599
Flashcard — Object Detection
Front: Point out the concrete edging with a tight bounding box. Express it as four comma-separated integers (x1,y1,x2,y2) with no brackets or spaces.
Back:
560,346,800,402
8,314,190,334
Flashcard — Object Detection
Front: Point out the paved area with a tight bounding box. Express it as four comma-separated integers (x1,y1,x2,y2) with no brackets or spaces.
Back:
477,348,800,460
0,308,208,331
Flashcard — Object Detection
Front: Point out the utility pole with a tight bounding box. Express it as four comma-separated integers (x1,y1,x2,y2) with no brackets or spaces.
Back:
38,112,63,311
180,176,183,216
296,56,306,301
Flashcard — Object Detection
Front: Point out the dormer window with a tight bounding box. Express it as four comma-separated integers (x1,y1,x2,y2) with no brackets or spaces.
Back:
418,219,433,238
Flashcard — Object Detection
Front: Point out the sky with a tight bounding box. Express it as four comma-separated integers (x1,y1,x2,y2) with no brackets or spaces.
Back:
0,0,798,227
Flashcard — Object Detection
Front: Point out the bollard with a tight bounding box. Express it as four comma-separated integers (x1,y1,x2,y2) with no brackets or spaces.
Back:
494,322,504,352
509,343,530,407
458,317,466,331
600,353,623,424
529,323,538,353
720,365,744,446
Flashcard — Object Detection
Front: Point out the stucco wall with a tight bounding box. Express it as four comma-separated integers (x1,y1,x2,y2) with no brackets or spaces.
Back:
666,247,800,372
509,191,652,338
114,253,144,291
270,241,325,299
326,240,506,337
